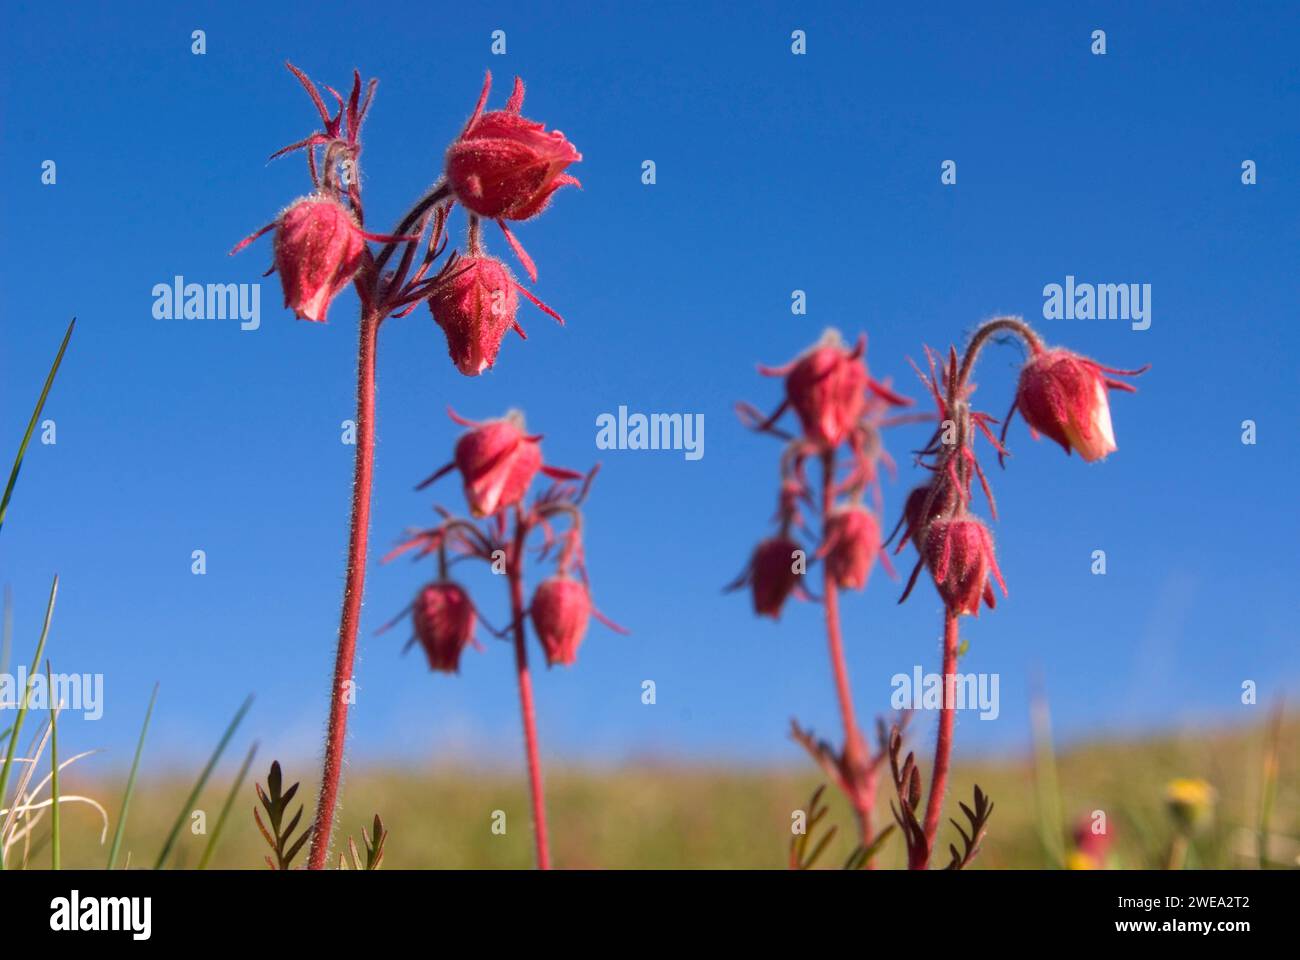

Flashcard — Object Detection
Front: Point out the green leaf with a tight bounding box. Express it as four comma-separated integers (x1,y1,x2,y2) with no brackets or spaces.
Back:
107,683,158,869
0,319,75,537
197,741,258,870
153,694,253,869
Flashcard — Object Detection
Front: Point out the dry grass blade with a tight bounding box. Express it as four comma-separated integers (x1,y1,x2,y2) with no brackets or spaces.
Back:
0,575,58,870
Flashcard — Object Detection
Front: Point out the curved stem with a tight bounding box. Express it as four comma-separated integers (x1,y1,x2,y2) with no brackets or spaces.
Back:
922,608,960,865
307,308,380,870
957,316,1044,388
819,451,874,846
508,515,552,869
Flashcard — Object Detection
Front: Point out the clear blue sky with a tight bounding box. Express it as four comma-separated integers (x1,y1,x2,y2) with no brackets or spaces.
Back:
2,1,1296,773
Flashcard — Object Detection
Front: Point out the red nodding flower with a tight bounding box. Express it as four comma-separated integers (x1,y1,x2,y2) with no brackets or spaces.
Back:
412,581,477,673
758,330,909,449
892,482,956,554
417,409,581,518
531,575,592,667
923,515,1007,616
446,73,582,223
730,536,804,619
273,196,366,322
822,506,881,591
427,254,563,376
1013,347,1147,463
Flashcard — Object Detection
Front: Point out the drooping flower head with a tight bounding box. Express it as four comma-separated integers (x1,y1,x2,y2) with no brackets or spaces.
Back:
756,330,908,449
531,575,592,667
427,254,563,376
272,196,366,322
1014,346,1147,462
446,72,582,223
922,515,1006,616
822,506,881,591
728,536,805,619
892,482,957,554
411,581,477,673
452,411,542,517
415,409,581,518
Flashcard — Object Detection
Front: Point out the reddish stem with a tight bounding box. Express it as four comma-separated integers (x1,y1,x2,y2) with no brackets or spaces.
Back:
307,309,379,870
508,515,552,869
921,608,960,864
819,452,874,846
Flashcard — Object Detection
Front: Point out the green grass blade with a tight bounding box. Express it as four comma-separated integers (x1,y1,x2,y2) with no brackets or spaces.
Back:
153,694,253,869
0,575,58,871
1,585,13,677
0,318,75,537
106,682,158,870
196,741,258,870
46,660,60,870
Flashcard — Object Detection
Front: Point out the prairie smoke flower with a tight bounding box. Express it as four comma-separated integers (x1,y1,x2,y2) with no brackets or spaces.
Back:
1068,816,1113,870
758,330,907,449
923,515,1006,616
416,409,582,518
427,254,563,376
412,581,477,672
531,576,592,666
1014,347,1146,462
446,72,582,223
732,536,804,619
273,196,366,322
452,413,543,517
894,483,956,553
822,506,881,591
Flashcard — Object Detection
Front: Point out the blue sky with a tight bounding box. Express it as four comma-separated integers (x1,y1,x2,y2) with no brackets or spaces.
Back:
1,1,1297,775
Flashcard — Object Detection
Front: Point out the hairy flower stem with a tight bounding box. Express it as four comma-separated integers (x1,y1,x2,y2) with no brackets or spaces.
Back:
957,316,1044,388
819,452,874,846
308,308,380,870
508,514,552,869
922,608,960,864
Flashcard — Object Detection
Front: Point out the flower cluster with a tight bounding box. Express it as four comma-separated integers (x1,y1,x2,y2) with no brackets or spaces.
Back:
729,329,909,620
232,65,579,375
386,408,624,674
894,325,1147,618
732,316,1146,871
729,328,910,847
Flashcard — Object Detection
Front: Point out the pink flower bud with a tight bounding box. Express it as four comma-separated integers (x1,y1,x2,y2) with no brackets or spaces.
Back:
273,196,365,322
412,581,477,673
747,536,804,619
453,412,542,517
428,255,519,375
446,73,582,221
1015,347,1145,462
531,576,592,667
784,334,868,448
823,506,880,590
896,483,955,553
923,516,1006,616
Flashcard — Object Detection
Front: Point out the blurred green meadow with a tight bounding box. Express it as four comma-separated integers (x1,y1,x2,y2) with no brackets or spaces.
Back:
29,717,1296,870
